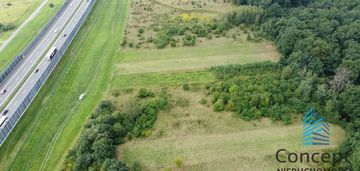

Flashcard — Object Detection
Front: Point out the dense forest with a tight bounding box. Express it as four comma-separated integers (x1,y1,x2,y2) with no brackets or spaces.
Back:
224,0,360,169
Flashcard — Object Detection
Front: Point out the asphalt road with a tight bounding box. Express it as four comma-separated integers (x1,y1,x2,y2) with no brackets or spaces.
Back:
5,0,92,111
0,0,93,144
0,0,82,110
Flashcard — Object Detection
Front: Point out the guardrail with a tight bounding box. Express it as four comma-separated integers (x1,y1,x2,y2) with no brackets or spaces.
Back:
0,0,96,145
0,0,72,86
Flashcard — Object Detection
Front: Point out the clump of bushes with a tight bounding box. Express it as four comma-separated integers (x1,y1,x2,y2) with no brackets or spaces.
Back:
183,35,196,46
0,23,15,33
208,62,327,124
63,92,169,170
138,88,155,98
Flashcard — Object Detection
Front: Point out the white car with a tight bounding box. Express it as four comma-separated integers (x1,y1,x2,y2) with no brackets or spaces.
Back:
79,93,86,101
54,29,58,33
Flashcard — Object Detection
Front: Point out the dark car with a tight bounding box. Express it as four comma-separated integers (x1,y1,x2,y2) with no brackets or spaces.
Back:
0,89,6,95
3,110,8,116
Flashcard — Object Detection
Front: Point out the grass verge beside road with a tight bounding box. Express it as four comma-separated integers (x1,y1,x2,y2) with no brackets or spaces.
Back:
0,0,129,170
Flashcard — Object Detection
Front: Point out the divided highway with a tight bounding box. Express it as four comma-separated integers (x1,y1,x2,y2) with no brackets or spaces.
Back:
0,0,96,145
0,0,83,111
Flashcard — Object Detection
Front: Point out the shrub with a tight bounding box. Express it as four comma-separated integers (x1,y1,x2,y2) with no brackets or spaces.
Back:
49,3,55,8
182,84,190,91
1,23,15,32
199,98,207,105
213,99,225,112
156,33,171,49
138,27,145,34
174,158,183,168
137,88,155,98
183,35,196,46
247,34,252,41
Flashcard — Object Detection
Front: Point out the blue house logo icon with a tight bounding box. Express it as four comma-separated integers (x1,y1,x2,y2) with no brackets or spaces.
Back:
303,108,330,146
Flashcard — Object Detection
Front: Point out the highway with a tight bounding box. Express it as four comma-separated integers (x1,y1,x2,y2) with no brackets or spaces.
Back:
0,0,95,145
0,0,82,110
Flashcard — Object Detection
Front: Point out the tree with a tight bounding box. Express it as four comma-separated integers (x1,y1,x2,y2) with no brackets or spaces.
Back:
265,3,284,18
350,147,360,171
330,67,351,93
339,85,360,121
92,138,115,164
340,60,360,84
101,159,129,171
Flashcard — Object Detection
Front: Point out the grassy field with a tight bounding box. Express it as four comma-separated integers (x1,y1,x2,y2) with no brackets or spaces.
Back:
115,87,347,170
0,0,129,170
115,42,278,75
111,70,215,89
0,0,42,24
0,0,64,70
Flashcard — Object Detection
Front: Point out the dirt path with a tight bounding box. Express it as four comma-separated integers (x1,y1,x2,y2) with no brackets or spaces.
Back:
0,0,49,53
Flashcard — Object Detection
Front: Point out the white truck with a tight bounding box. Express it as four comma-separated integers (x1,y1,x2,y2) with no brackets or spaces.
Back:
0,116,8,128
46,47,57,61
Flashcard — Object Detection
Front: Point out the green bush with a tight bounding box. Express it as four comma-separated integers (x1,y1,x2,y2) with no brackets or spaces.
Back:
213,99,225,112
183,35,196,46
137,88,155,98
138,27,145,34
156,33,171,49
182,84,190,91
199,98,207,105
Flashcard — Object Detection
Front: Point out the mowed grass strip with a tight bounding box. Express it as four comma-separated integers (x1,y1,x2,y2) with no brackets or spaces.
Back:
112,70,215,88
115,42,278,75
0,0,129,170
0,0,64,70
119,123,346,170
